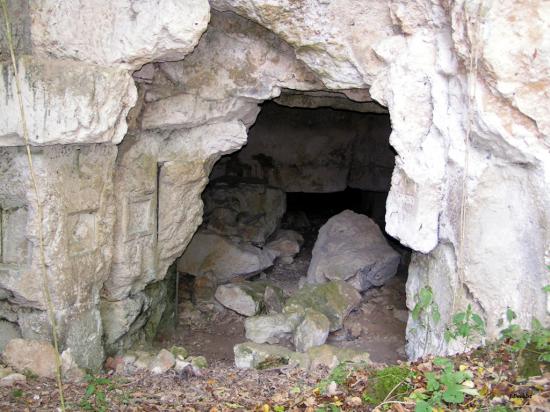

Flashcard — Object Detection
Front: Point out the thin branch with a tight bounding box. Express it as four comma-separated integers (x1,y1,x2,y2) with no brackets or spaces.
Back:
0,1,65,410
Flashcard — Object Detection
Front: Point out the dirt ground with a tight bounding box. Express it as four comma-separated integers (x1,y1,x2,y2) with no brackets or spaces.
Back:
161,214,408,366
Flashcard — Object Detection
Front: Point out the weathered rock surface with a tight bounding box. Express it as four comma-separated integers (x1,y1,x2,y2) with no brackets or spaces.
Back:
149,349,175,374
234,342,370,370
202,181,286,245
30,0,210,68
285,281,361,332
104,121,248,301
293,309,330,353
0,373,26,387
244,313,297,344
234,342,308,370
3,339,57,378
215,281,283,317
265,230,304,261
0,57,136,146
0,320,21,353
179,233,275,284
307,210,400,291
210,0,395,88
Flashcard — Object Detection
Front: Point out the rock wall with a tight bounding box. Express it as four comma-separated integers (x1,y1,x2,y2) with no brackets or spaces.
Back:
0,0,548,366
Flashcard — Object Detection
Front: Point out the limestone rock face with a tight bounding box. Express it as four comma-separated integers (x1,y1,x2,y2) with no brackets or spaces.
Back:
0,321,21,353
0,57,136,146
285,281,361,332
3,339,57,378
141,10,319,130
307,210,400,291
0,144,117,370
103,121,247,301
178,233,275,283
30,0,210,68
210,0,395,88
202,181,286,246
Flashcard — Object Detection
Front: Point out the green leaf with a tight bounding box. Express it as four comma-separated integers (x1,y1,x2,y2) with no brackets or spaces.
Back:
412,303,422,321
471,314,485,329
433,357,453,369
414,400,432,412
442,383,465,404
419,287,433,308
506,308,517,323
453,312,466,324
431,305,441,324
425,372,440,391
543,285,550,293
460,388,480,396
85,384,96,397
444,329,454,343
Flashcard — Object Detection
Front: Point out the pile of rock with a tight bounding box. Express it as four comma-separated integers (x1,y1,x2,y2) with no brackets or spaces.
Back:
106,345,207,376
178,181,304,284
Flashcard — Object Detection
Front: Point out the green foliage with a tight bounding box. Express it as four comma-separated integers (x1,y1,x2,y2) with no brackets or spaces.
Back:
361,366,413,405
10,388,23,398
274,406,285,412
444,304,485,345
411,286,440,324
317,362,352,394
411,357,478,412
79,374,114,412
500,308,550,367
314,406,341,412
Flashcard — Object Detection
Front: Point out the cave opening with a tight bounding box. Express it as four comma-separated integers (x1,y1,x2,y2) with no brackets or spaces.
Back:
160,97,410,365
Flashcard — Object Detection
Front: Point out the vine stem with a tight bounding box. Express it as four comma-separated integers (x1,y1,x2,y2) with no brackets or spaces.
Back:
0,2,65,410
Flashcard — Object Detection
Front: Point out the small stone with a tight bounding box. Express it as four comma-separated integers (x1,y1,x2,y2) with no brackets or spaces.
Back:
263,285,285,314
0,373,26,387
326,381,338,396
148,349,175,374
346,396,363,407
170,345,189,360
188,356,208,369
174,359,191,373
3,339,57,378
0,367,13,379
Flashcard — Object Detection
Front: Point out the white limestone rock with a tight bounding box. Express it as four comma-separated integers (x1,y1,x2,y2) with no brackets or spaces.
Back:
307,210,400,291
244,313,299,344
285,281,361,332
293,309,330,353
104,121,247,301
30,0,210,68
3,339,57,378
0,321,21,353
210,0,395,88
0,57,136,146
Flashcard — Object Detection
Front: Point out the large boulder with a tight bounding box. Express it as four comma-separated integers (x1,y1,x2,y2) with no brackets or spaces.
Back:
202,181,286,246
307,210,400,291
177,232,276,283
244,313,298,344
285,281,361,332
214,281,283,317
3,339,57,378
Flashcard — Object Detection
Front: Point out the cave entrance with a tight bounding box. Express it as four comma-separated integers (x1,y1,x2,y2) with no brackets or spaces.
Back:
162,98,409,365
